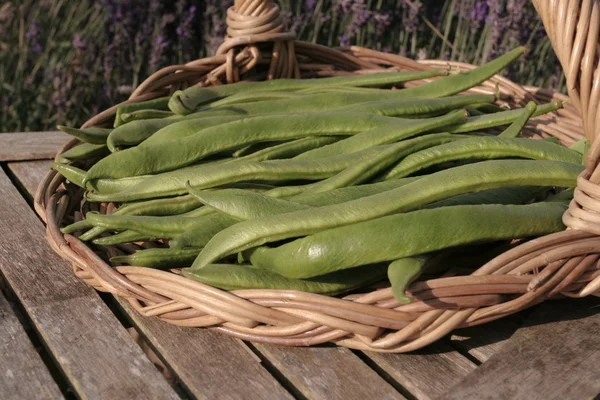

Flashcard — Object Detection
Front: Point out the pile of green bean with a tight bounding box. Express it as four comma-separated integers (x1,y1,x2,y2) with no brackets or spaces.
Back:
54,46,588,302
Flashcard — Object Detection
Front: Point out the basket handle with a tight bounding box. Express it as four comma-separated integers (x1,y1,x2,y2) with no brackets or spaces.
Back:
533,1,600,233
217,0,299,80
532,1,600,163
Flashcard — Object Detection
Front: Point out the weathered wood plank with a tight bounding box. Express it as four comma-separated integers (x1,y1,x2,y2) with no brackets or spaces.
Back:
10,161,293,399
0,169,178,399
119,300,293,400
0,290,64,399
364,342,478,400
0,131,69,161
444,298,600,400
254,344,406,400
450,315,525,362
7,160,52,199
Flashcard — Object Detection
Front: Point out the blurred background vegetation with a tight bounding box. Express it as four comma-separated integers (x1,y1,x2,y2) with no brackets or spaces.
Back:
0,0,562,132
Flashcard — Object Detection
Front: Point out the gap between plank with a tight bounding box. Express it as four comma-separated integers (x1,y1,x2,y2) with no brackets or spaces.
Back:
1,164,36,209
243,341,309,400
350,350,418,400
0,267,77,400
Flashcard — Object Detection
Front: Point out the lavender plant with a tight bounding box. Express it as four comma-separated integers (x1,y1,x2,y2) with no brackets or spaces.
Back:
0,0,563,132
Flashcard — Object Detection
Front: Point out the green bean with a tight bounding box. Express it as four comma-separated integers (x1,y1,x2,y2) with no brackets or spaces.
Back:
442,101,561,133
92,230,153,245
173,177,426,249
391,47,524,99
301,133,469,192
290,176,424,205
73,194,204,240
84,205,210,238
182,263,388,295
188,186,310,221
62,219,94,234
115,97,171,127
388,257,429,303
169,213,239,249
298,86,394,94
233,136,342,163
86,138,433,203
58,143,108,162
139,115,247,147
190,182,546,245
169,70,448,114
164,90,493,124
119,110,175,124
498,101,537,138
52,163,148,194
107,119,176,152
57,126,112,145
193,159,583,268
85,113,396,182
111,248,202,269
294,109,468,160
382,136,582,180
542,137,561,144
207,91,308,108
569,138,590,157
52,164,86,188
424,186,548,209
241,202,568,279
337,93,495,117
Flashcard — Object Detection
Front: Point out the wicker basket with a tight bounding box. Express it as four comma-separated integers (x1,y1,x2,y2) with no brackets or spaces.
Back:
35,0,600,352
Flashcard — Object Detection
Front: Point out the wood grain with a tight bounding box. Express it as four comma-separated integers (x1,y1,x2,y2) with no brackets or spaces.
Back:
7,160,52,199
0,169,178,399
364,343,477,400
254,344,406,400
0,131,69,161
119,300,293,400
0,290,63,399
444,298,600,400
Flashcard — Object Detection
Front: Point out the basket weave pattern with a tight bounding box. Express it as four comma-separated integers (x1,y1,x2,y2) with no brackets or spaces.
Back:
34,0,600,352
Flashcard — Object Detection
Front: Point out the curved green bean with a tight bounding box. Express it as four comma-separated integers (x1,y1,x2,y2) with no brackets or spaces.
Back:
382,136,582,180
388,257,429,304
442,101,561,134
92,230,153,245
182,263,388,295
120,110,175,124
169,70,448,114
84,113,395,182
58,143,108,162
111,247,202,269
115,97,170,127
498,101,537,138
58,126,112,145
241,202,568,279
193,159,583,268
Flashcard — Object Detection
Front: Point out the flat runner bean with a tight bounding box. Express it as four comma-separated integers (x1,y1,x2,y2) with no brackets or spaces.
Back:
192,159,583,268
182,263,388,295
241,202,568,279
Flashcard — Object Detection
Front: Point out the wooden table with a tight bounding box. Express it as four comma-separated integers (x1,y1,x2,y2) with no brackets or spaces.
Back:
1,131,600,400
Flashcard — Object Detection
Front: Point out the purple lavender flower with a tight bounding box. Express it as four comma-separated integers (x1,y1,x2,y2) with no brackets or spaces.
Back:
470,1,488,32
373,12,391,38
305,0,317,12
403,0,422,33
149,35,169,72
25,23,42,53
339,34,350,47
336,0,353,14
